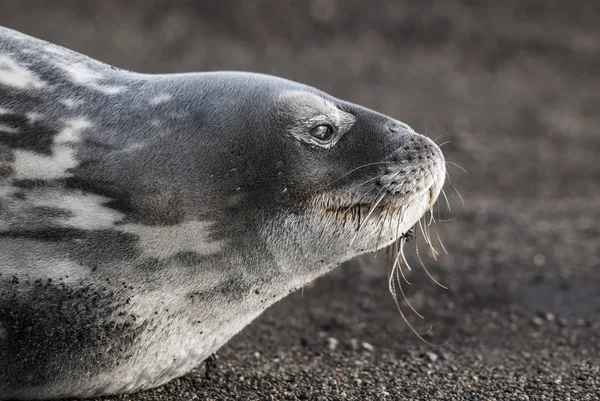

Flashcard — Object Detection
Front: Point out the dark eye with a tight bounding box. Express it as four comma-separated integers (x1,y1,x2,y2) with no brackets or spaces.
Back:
310,124,335,141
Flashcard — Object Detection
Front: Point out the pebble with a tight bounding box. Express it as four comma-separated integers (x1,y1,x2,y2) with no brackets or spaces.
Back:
426,351,439,362
362,342,374,352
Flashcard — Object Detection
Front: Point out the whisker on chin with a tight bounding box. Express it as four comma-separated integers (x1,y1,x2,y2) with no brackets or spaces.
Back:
393,237,412,284
389,278,441,346
418,218,438,260
434,224,448,255
350,188,387,245
394,259,423,318
415,236,448,290
440,187,452,212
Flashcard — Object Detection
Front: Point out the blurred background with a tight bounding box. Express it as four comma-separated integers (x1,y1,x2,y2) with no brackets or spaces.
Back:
1,1,599,399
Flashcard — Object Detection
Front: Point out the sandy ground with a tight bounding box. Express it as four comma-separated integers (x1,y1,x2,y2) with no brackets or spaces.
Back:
1,1,599,400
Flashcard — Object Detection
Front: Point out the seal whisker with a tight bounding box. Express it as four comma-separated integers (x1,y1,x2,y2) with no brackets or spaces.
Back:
348,175,381,192
375,206,392,249
398,236,413,272
343,187,375,213
428,206,436,226
434,224,448,255
446,160,467,174
389,278,441,346
318,161,391,190
448,181,466,208
393,258,423,318
440,187,452,213
352,188,387,239
415,237,448,290
418,218,437,259
418,219,431,253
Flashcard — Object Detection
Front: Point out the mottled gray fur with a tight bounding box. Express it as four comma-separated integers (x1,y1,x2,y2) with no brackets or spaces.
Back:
0,26,445,399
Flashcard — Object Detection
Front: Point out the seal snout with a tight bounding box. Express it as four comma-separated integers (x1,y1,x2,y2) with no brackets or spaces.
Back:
381,130,446,205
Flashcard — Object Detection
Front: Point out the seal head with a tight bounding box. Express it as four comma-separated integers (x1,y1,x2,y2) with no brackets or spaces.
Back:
0,26,445,399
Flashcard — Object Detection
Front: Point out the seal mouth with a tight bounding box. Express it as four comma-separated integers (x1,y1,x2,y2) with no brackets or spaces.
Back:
324,202,393,222
323,183,437,220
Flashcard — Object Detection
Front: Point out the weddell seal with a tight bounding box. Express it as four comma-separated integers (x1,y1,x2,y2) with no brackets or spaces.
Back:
0,26,446,399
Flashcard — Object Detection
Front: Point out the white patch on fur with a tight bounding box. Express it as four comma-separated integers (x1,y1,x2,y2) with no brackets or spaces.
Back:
60,62,102,85
55,117,90,143
149,94,172,105
0,186,15,198
29,190,124,230
0,107,9,114
0,55,46,89
58,62,125,95
0,124,17,133
60,98,81,109
119,142,145,154
25,111,43,124
14,117,92,180
119,221,225,259
0,252,88,286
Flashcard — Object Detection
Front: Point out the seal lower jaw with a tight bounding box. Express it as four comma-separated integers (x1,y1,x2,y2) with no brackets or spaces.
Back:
322,182,438,225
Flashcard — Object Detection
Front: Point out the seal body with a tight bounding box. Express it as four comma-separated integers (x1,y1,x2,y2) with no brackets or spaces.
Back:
0,26,446,399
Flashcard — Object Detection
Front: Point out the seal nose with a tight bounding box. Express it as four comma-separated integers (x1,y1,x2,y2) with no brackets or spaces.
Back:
383,121,446,203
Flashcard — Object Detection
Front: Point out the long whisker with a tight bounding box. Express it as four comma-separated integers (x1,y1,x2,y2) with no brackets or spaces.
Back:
317,161,392,190
394,260,423,318
446,160,467,174
390,278,443,346
343,187,375,214
428,206,435,226
440,187,452,212
393,238,412,285
399,237,413,272
418,218,438,260
448,181,465,208
434,224,448,255
350,189,387,245
348,175,382,192
415,239,448,290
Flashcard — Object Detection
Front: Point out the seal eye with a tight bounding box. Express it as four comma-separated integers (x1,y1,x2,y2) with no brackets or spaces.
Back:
310,124,335,141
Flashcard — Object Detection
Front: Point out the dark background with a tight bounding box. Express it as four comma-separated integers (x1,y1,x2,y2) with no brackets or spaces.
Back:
2,1,599,400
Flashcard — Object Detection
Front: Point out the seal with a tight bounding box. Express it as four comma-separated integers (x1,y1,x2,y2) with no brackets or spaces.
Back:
0,26,446,399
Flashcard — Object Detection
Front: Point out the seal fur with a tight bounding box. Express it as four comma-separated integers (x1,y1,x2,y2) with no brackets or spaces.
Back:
0,26,446,399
